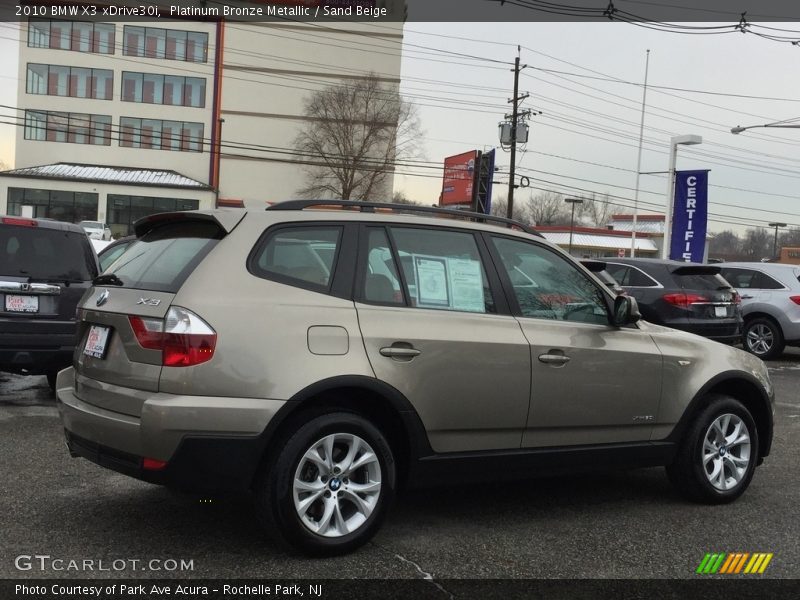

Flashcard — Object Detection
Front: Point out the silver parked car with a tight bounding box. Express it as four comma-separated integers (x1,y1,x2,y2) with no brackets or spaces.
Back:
56,201,774,556
720,262,800,359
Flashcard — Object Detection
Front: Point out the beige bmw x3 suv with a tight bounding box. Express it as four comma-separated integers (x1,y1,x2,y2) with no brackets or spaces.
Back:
56,200,774,556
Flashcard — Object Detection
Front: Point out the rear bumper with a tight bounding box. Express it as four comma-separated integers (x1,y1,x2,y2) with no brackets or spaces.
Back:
56,367,286,492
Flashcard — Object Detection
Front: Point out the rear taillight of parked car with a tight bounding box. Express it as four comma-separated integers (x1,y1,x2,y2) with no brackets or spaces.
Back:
662,293,709,308
129,307,216,367
790,296,800,306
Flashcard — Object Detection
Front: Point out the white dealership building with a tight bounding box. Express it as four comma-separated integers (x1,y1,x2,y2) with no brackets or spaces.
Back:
0,4,404,236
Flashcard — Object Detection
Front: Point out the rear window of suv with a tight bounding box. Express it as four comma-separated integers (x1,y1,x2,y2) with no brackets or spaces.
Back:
1,224,97,281
106,220,222,293
673,272,731,291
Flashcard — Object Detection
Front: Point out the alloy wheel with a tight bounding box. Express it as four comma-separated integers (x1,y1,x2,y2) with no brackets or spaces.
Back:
746,323,774,356
701,413,751,491
292,433,382,537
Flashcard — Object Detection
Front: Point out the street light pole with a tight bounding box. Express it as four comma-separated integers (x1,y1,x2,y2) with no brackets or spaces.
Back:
565,197,583,256
663,134,702,260
732,123,800,134
768,222,786,259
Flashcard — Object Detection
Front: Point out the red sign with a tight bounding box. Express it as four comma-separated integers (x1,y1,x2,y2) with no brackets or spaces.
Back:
441,151,478,206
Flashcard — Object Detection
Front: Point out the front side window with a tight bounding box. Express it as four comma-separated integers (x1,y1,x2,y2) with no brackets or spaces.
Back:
386,227,495,314
492,237,609,324
251,227,342,292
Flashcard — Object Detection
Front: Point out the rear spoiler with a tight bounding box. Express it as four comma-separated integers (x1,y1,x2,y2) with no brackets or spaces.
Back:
133,210,246,238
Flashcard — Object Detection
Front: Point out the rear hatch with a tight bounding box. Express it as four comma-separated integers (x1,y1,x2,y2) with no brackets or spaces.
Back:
667,265,741,334
1,218,98,341
74,212,242,417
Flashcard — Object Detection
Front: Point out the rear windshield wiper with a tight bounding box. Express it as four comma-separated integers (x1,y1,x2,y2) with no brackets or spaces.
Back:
93,273,124,287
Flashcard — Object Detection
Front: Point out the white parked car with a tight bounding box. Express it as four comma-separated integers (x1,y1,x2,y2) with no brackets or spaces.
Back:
79,221,112,241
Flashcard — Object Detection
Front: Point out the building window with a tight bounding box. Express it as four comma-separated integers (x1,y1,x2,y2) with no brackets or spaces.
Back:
123,26,208,62
107,195,199,237
7,187,99,223
26,64,113,100
24,110,111,146
119,117,204,152
121,71,205,107
27,19,115,54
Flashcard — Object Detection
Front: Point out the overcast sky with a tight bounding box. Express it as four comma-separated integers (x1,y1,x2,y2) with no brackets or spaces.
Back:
2,18,800,234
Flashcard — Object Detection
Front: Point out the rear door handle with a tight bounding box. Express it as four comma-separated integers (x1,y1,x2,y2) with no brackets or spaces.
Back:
379,346,421,358
538,353,570,365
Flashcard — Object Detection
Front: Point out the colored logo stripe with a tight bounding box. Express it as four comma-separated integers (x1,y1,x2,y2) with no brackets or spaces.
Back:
697,552,772,574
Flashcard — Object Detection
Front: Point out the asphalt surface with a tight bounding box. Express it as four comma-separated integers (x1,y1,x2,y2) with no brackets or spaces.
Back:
1,350,798,583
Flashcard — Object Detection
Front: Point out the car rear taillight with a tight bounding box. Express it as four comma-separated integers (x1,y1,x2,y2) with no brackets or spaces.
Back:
1,217,37,227
662,293,709,308
129,307,216,367
790,296,800,306
142,457,167,471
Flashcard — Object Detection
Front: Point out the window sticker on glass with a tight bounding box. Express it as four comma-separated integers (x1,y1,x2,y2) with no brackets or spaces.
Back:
448,258,485,313
414,256,450,307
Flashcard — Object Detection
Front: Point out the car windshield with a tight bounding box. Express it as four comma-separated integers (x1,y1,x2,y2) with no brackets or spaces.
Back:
1,224,97,281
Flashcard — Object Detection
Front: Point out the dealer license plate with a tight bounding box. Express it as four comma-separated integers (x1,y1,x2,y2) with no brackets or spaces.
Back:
83,325,111,359
714,306,727,318
5,295,38,312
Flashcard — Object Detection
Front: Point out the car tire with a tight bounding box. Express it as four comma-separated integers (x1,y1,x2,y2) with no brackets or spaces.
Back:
255,411,395,556
666,394,759,504
743,317,784,360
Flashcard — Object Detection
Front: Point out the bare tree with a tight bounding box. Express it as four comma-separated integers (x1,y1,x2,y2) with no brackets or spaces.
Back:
391,190,417,205
525,192,570,226
708,230,741,256
580,193,627,228
740,228,772,259
779,227,800,248
489,195,528,222
294,75,421,201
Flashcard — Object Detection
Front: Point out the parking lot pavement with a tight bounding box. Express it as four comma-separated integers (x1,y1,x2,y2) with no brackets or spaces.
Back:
1,350,799,581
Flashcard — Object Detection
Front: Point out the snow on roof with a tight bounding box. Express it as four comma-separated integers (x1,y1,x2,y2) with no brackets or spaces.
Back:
0,163,211,190
541,231,659,252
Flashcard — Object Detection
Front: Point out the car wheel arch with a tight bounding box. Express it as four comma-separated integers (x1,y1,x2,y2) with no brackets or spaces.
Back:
667,372,773,462
252,376,432,490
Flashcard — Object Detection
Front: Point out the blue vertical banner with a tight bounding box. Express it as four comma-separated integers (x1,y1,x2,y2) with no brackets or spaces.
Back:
670,170,709,262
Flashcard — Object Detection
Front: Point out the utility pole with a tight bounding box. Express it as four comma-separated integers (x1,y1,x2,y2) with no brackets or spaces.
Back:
506,47,527,220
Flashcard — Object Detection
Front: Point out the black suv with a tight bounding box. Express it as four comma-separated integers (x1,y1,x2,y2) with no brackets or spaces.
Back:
1,216,99,389
605,258,742,343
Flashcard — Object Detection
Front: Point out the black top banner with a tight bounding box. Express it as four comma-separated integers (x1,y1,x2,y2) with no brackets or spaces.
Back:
2,0,800,23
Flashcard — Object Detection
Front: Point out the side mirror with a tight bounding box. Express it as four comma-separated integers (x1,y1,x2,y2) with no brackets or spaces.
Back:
613,295,641,326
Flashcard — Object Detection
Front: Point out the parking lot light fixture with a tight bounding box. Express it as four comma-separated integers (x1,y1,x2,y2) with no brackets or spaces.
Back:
768,222,787,259
663,135,702,259
565,197,583,255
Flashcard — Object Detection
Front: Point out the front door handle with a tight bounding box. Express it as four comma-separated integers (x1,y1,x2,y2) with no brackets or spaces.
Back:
380,346,421,358
538,353,570,365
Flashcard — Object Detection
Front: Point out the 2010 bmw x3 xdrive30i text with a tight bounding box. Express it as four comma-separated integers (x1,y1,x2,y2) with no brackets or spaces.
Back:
56,201,774,556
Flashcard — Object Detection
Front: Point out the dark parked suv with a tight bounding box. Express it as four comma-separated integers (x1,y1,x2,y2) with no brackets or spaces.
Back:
1,216,99,389
605,258,742,343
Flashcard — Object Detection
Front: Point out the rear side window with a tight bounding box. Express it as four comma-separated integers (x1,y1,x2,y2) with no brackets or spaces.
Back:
250,226,341,292
107,220,222,293
674,272,730,291
1,224,97,281
607,263,658,287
